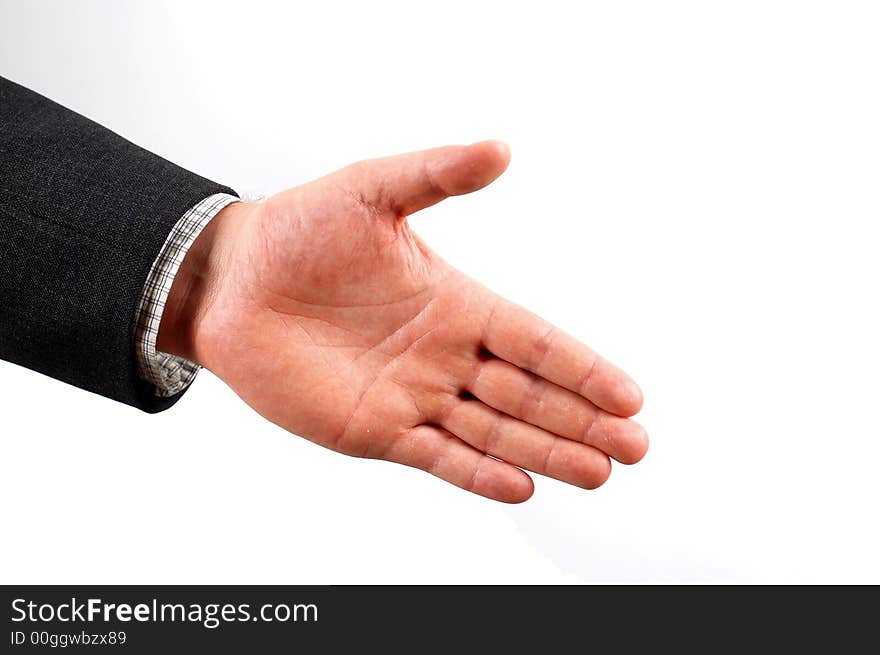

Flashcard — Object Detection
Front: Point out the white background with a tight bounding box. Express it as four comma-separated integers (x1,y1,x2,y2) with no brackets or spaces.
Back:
1,1,878,583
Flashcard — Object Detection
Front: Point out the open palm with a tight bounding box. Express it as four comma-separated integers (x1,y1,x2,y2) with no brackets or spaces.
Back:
170,141,647,502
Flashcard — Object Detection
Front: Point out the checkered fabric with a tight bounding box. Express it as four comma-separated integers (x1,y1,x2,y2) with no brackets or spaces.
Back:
134,193,239,397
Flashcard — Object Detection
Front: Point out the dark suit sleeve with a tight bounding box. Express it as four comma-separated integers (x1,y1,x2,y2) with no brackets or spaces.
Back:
0,75,237,412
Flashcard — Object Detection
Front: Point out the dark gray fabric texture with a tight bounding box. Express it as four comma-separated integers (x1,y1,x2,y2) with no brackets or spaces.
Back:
0,75,237,412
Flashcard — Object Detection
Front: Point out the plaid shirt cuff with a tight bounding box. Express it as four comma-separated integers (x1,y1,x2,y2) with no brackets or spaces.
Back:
134,193,239,397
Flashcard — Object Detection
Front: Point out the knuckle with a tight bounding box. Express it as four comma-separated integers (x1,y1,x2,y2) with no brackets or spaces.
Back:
483,412,506,454
529,324,556,372
519,376,547,422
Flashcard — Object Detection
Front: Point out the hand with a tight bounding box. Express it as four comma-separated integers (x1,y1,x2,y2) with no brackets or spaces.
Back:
158,141,648,502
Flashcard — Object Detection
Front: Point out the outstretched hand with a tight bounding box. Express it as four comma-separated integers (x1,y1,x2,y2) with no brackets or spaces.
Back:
158,141,648,502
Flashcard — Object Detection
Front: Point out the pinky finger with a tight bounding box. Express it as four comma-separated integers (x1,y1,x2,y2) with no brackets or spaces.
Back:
385,425,535,503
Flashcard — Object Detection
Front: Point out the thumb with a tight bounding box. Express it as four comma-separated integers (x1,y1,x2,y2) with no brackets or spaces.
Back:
343,140,511,218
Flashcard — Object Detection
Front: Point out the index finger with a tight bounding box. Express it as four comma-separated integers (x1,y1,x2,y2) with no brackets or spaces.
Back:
481,299,643,417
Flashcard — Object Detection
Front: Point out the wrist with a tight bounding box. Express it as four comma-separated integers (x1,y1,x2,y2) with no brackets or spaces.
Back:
156,200,250,365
